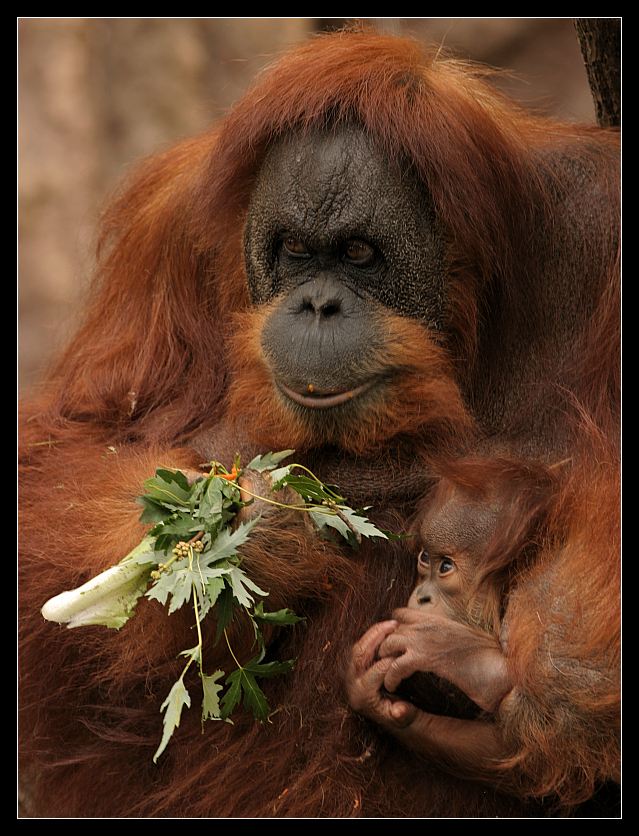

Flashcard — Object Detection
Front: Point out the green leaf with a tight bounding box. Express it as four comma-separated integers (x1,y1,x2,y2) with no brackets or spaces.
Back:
268,465,293,491
214,586,235,645
238,670,270,721
155,468,191,492
246,449,295,473
220,668,243,719
153,516,203,539
199,576,226,620
142,471,192,510
278,474,334,502
338,507,388,540
122,534,159,565
138,496,173,524
245,657,295,678
166,569,202,615
153,678,191,763
227,566,268,609
200,518,260,566
201,670,225,721
220,666,269,721
309,507,388,544
145,559,205,614
179,645,201,664
253,601,303,626
197,478,225,522
220,654,296,722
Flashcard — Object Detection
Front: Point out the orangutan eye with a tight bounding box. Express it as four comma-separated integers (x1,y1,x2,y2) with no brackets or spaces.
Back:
439,558,456,576
283,236,310,257
343,239,375,266
417,549,430,568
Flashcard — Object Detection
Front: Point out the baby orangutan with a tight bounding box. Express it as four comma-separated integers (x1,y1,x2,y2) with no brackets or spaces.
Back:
345,458,557,778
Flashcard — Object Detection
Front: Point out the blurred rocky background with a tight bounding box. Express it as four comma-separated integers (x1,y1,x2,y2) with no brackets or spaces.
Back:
18,18,596,391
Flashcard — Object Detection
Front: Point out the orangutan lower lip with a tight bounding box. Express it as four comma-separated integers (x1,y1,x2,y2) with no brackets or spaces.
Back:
277,378,377,409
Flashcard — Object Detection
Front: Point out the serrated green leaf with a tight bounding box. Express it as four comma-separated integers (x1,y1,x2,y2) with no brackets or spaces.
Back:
122,534,158,565
166,569,202,615
145,559,205,613
278,474,333,502
138,496,173,524
153,678,191,763
239,669,270,721
155,468,191,493
201,670,225,721
227,566,268,609
268,465,293,491
220,668,243,719
214,586,235,645
145,557,187,606
253,601,303,625
143,472,191,510
154,516,203,539
221,667,269,722
188,477,207,509
338,507,388,540
246,449,295,473
309,507,387,543
199,576,225,620
197,478,225,522
220,653,295,722
179,644,201,663
200,518,260,566
244,657,295,678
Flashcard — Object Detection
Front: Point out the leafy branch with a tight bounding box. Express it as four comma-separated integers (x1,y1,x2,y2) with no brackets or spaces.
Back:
40,450,392,761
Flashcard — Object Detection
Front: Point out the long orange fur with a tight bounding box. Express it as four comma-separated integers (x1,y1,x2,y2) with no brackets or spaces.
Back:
20,31,619,817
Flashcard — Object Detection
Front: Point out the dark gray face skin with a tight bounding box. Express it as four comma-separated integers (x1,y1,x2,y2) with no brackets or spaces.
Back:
244,126,446,404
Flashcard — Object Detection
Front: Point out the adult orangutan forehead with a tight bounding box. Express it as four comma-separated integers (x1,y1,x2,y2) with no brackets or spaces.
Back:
244,125,447,324
254,127,412,243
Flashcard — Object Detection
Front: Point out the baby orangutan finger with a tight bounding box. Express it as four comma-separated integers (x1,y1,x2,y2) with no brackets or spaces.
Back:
350,620,399,675
383,653,419,695
346,656,393,715
377,630,410,660
388,699,419,728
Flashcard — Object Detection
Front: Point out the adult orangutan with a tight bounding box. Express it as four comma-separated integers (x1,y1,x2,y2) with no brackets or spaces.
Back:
19,32,619,817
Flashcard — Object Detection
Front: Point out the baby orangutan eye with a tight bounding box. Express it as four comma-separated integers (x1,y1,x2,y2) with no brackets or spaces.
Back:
439,557,456,576
417,549,430,568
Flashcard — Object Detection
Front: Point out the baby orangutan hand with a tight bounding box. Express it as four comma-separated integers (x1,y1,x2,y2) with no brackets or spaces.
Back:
346,619,512,780
345,620,420,731
379,608,513,713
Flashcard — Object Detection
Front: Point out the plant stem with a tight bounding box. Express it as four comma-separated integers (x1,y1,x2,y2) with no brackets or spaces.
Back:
324,499,362,544
189,547,204,674
159,551,182,572
224,628,243,671
237,484,316,513
287,463,344,500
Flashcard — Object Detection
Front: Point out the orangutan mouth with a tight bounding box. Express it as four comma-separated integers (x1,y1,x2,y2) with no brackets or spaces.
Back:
277,378,377,409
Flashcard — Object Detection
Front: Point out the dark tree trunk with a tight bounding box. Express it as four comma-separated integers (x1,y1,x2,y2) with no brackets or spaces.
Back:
575,18,621,127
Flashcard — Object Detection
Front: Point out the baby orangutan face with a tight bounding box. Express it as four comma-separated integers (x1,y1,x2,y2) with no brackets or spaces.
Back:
407,484,501,629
